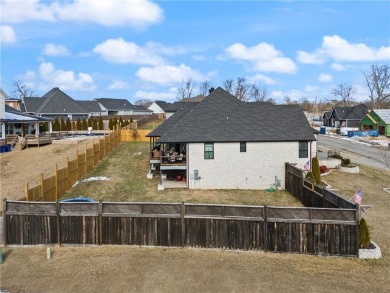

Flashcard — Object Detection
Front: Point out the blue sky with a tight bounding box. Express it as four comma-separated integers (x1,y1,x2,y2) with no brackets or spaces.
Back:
1,0,389,103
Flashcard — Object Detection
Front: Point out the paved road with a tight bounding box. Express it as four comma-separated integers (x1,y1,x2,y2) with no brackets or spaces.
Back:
317,135,390,170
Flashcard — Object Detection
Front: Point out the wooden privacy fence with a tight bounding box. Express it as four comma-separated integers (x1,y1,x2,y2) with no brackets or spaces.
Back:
23,129,120,202
2,201,359,256
120,129,151,142
285,163,356,209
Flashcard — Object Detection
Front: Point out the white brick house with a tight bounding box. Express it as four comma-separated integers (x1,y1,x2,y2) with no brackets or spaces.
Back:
147,87,317,190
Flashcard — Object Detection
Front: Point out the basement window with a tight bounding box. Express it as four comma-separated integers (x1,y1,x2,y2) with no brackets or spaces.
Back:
240,142,246,152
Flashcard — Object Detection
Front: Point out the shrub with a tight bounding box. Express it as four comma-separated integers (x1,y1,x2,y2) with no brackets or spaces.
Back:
359,218,371,248
98,117,104,130
66,118,71,131
305,171,314,181
76,118,82,130
60,118,66,131
311,157,321,185
82,118,87,130
109,118,113,130
341,158,351,166
320,165,328,174
93,118,98,130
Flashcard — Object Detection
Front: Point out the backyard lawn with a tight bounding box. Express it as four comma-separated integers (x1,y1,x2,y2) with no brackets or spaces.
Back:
64,141,303,207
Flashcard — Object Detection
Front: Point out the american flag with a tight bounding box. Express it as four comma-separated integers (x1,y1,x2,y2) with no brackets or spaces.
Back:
353,189,363,205
303,160,310,171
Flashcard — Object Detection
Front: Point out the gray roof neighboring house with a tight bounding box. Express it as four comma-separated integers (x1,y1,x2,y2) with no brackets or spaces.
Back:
373,109,390,124
152,87,316,143
332,104,367,121
23,88,89,114
323,111,331,119
76,100,104,113
95,98,135,111
154,101,171,111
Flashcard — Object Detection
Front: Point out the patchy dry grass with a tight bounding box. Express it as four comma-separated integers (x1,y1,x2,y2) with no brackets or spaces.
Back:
64,142,302,207
1,142,390,293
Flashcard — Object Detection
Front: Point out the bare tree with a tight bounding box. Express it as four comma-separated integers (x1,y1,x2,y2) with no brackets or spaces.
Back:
134,98,153,107
363,64,390,109
331,83,356,106
234,77,249,101
283,95,297,105
198,80,212,96
249,84,268,102
11,80,34,99
223,79,234,94
176,78,196,101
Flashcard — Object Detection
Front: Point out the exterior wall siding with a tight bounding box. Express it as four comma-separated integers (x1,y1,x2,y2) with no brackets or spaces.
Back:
187,142,312,190
148,103,164,114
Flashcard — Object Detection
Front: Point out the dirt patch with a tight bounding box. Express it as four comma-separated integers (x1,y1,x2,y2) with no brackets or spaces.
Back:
0,139,97,210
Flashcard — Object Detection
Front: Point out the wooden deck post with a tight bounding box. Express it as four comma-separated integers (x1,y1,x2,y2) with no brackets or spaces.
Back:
263,205,268,252
99,201,103,246
56,201,61,246
356,204,361,257
25,182,29,201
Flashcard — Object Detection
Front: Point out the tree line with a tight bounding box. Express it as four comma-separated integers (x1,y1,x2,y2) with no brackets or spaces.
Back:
51,116,133,131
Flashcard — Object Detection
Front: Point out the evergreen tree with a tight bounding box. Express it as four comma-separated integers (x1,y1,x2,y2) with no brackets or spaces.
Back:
60,118,66,131
119,116,123,127
76,118,82,130
53,117,60,131
130,117,133,124
82,118,88,130
98,116,104,130
66,118,71,131
109,118,113,130
88,118,92,127
93,118,98,130
113,117,118,128
359,218,371,248
311,157,321,185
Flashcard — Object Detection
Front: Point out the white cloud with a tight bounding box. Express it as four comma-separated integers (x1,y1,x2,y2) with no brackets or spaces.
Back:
247,74,276,85
225,42,297,74
135,88,177,101
136,64,206,85
1,0,163,28
42,43,70,57
331,63,346,71
21,62,95,92
297,35,390,64
93,38,164,65
296,51,325,64
318,73,333,82
271,89,305,101
0,0,55,23
108,79,129,90
305,85,319,92
57,0,163,28
0,25,16,44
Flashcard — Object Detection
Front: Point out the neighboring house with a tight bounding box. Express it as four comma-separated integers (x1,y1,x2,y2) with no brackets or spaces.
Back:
22,87,95,120
95,98,152,116
360,109,390,137
329,104,368,128
77,100,106,117
1,102,52,139
147,101,171,117
164,101,201,119
180,95,205,103
147,87,317,190
322,111,332,127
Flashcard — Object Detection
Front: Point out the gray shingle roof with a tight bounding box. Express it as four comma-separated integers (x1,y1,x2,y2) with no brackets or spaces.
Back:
95,98,134,111
154,101,171,110
333,104,367,120
155,87,316,143
77,100,103,113
165,101,201,113
373,109,390,124
23,88,89,114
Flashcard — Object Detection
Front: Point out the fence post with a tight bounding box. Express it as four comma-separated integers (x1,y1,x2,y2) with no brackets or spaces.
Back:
84,144,88,174
181,201,185,248
56,201,61,246
2,198,7,247
356,204,361,257
25,182,29,201
66,156,70,191
99,201,103,246
54,163,58,201
40,173,44,201
76,149,79,178
263,205,267,252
